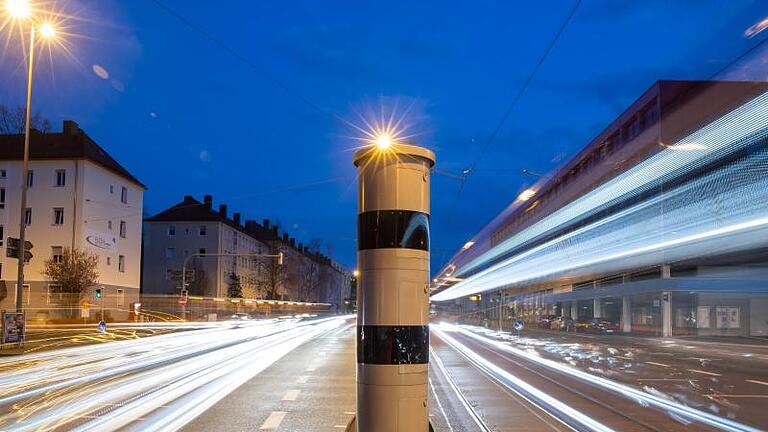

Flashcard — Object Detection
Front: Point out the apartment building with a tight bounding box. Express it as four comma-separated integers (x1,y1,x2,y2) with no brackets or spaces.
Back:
0,120,145,318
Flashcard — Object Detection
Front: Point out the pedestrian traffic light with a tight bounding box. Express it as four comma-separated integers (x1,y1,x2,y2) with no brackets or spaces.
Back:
95,288,102,299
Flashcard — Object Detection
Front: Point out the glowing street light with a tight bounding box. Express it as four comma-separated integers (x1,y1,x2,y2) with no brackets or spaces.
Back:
5,0,30,19
2,0,61,313
353,269,360,277
39,21,55,38
375,134,392,150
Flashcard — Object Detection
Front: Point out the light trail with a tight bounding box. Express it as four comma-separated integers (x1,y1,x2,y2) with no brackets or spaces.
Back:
435,324,762,432
432,90,768,301
435,327,613,432
0,316,352,431
430,347,492,432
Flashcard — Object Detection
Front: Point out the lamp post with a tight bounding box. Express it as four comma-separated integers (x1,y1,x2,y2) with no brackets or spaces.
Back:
4,0,57,312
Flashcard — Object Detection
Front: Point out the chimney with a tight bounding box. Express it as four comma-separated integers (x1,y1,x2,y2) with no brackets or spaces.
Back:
183,195,194,203
289,238,296,247
263,219,270,229
282,233,289,242
233,212,241,225
203,195,213,209
219,204,227,218
297,243,303,251
63,120,80,136
271,226,278,236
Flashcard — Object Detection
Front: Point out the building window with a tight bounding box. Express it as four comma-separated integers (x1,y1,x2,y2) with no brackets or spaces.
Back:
0,169,5,178
121,186,128,204
116,289,124,307
119,220,127,238
51,246,63,263
106,256,111,266
165,269,173,280
110,185,114,194
118,255,125,272
0,187,4,208
55,169,66,187
0,226,3,246
167,225,176,236
27,170,33,187
198,248,206,255
24,208,31,226
108,220,113,230
53,208,65,225
199,225,207,236
165,247,175,258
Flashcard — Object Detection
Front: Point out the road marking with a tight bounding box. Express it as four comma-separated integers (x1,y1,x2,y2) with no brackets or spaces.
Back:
283,390,301,401
344,411,355,415
688,369,721,377
746,379,768,387
296,375,309,384
260,411,287,430
638,378,697,382
334,426,346,429
644,361,671,368
706,394,768,399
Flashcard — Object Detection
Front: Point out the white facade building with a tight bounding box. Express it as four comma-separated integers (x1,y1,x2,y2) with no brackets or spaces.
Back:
0,121,145,319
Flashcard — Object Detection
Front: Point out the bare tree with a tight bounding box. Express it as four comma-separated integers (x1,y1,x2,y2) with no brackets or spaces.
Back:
0,104,52,134
255,243,288,300
43,248,99,309
227,272,243,298
186,258,209,296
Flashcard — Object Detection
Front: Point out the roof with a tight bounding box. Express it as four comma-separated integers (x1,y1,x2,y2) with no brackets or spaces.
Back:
0,120,146,189
145,195,342,268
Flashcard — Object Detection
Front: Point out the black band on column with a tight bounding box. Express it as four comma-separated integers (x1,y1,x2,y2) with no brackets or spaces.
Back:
357,325,429,365
357,210,429,251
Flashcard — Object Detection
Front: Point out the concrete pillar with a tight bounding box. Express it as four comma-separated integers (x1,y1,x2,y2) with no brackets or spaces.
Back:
354,142,434,432
593,298,602,318
661,264,671,279
662,292,672,337
622,296,631,333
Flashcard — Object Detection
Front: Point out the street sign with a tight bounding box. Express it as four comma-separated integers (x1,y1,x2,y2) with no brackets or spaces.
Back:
169,269,195,282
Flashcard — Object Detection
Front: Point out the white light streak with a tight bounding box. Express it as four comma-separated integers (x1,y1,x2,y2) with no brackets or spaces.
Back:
433,91,768,301
435,324,762,432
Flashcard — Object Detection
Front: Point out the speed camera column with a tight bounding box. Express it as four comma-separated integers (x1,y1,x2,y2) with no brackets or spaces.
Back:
353,143,435,432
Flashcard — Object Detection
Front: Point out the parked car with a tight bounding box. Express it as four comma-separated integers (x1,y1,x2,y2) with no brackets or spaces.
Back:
230,313,251,321
550,316,574,331
579,318,620,333
537,315,559,328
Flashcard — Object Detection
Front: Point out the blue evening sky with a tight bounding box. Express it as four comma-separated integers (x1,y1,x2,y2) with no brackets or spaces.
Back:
2,0,767,271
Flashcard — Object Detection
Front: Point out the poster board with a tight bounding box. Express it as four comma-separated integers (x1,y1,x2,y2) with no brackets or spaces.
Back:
2,312,25,344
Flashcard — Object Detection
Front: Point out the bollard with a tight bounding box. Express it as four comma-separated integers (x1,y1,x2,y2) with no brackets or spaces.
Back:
353,142,435,432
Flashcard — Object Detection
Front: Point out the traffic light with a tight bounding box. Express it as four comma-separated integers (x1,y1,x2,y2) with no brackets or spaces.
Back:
95,288,102,299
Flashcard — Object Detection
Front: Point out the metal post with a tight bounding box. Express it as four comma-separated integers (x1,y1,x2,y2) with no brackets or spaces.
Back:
16,25,35,312
354,143,435,432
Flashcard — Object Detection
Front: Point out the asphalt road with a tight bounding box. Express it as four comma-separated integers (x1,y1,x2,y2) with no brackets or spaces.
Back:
0,316,353,431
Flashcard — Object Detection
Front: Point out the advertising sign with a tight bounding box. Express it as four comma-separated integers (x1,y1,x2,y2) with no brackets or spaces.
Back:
84,228,115,251
2,312,25,344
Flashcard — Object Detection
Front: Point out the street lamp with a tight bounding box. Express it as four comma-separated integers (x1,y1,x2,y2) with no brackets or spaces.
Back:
4,0,58,312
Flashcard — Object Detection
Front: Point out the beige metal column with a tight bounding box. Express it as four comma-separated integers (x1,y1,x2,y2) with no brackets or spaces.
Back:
354,144,435,432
